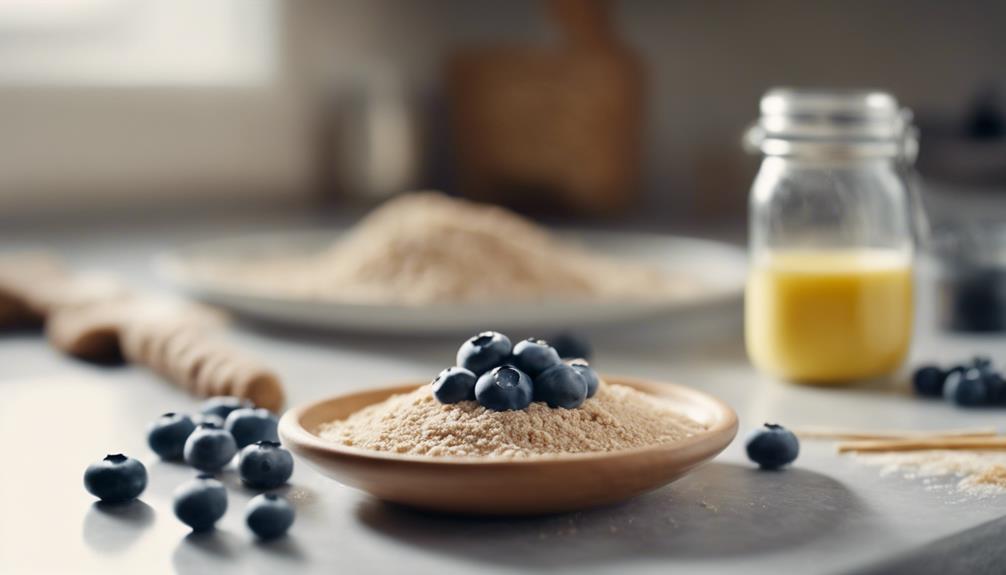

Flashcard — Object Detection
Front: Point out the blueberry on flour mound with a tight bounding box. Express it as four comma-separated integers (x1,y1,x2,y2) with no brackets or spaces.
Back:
534,363,588,409
431,367,477,403
745,423,799,470
475,365,534,411
456,331,512,376
510,338,562,377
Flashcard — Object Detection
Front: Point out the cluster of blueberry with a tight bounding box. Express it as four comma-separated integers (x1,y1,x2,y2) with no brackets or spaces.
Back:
432,331,599,411
912,356,1005,407
745,423,800,470
82,396,295,540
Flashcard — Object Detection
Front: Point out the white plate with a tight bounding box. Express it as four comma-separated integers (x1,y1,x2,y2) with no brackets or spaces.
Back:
156,230,747,334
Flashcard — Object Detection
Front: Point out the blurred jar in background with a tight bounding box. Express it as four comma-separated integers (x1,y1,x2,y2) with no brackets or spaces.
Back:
448,0,643,216
744,89,918,384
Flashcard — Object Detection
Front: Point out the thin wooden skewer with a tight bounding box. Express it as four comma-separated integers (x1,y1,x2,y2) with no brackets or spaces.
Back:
838,436,1006,454
793,426,999,441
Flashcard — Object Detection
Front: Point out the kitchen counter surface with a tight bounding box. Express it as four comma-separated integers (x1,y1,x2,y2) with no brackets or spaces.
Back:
2,216,1005,575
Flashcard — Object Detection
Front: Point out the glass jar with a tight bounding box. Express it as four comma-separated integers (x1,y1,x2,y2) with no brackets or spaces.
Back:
744,88,918,384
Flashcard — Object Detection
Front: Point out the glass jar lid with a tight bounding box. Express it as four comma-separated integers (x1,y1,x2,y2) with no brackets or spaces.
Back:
745,87,917,162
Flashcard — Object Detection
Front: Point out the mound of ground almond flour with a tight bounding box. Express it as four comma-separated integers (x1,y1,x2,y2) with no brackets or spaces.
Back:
187,192,694,305
318,382,707,458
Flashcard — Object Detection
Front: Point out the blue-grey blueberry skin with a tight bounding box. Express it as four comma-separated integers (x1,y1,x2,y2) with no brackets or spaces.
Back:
225,408,280,448
173,474,228,532
456,331,512,376
183,423,238,472
985,371,1006,405
200,396,254,420
510,338,562,377
474,365,533,411
745,424,800,470
239,441,294,489
911,365,945,398
533,363,588,409
944,368,991,407
431,367,477,404
245,493,295,540
147,412,196,460
548,331,593,361
567,359,600,398
83,454,148,503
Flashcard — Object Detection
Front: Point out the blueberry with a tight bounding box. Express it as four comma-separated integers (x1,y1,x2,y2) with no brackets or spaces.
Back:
173,474,228,532
567,359,600,398
432,367,477,404
457,331,512,376
533,363,588,409
548,331,593,360
201,396,254,420
225,408,279,448
246,493,295,540
183,423,238,471
474,365,533,411
239,441,294,489
911,365,946,398
944,368,991,407
147,412,196,460
745,423,799,470
510,338,562,377
83,454,148,503
985,370,1006,405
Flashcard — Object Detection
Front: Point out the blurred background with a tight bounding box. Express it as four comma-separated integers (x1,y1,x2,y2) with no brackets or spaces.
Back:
1,0,1004,230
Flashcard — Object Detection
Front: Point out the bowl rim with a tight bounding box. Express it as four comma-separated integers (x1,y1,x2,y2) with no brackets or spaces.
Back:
278,375,738,467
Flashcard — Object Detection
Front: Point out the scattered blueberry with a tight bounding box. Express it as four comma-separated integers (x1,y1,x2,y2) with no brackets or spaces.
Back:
457,331,512,376
224,408,279,448
944,368,991,407
745,423,800,470
432,367,477,404
567,359,600,398
147,412,196,460
239,441,294,489
245,493,295,540
474,365,533,411
83,454,148,503
533,363,588,409
911,365,946,398
549,331,593,360
183,423,238,472
173,474,228,532
510,338,562,377
201,396,254,420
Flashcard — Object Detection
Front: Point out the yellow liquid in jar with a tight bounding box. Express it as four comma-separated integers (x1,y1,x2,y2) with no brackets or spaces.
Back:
745,250,913,384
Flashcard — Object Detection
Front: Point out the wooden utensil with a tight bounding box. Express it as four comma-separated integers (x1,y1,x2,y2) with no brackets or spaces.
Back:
279,376,737,516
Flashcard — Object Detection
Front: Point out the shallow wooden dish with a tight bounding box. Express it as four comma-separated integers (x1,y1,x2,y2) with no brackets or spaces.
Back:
279,376,738,516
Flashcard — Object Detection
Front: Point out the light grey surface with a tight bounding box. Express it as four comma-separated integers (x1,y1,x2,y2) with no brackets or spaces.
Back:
1,218,1005,575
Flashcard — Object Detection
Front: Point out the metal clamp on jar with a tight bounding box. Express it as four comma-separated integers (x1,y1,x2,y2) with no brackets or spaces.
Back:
743,88,919,384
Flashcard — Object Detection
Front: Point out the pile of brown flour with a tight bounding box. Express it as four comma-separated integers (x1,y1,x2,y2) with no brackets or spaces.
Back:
190,192,693,305
318,382,706,458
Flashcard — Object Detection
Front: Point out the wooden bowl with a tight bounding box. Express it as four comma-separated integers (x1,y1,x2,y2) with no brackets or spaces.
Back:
278,376,737,516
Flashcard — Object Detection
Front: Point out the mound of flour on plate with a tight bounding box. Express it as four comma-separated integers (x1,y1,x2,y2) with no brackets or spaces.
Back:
318,382,707,458
193,192,693,304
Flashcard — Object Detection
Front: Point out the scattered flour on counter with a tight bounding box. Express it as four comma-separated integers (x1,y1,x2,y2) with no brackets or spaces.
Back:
318,382,707,458
855,450,1006,497
187,192,697,305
